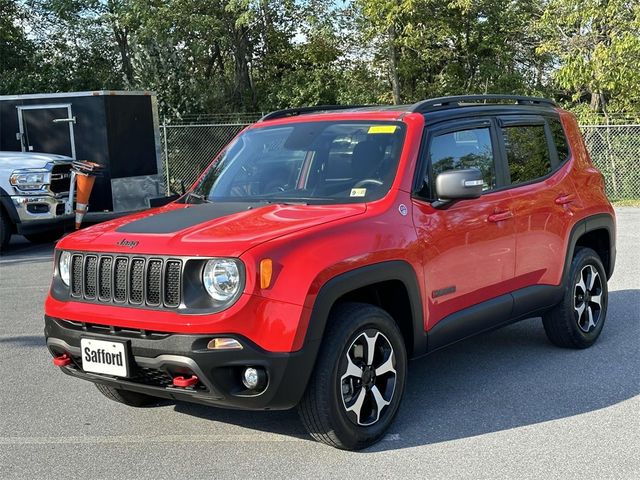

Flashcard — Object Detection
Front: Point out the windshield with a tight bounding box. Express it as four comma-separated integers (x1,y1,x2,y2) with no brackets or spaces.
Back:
188,121,406,204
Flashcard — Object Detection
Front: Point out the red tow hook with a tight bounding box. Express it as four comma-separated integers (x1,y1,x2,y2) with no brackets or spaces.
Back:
172,375,199,388
53,354,72,367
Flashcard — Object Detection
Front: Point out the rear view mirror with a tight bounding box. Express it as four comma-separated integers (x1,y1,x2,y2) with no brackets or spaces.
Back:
435,168,484,201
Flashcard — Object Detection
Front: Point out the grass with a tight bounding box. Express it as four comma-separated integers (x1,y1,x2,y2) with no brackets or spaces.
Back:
611,199,640,207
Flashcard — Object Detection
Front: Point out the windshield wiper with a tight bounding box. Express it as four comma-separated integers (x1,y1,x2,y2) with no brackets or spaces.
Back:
186,192,211,204
265,199,310,205
238,199,308,206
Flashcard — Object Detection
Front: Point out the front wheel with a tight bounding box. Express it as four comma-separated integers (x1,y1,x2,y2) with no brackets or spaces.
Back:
298,302,407,450
542,247,608,349
94,383,157,407
0,207,12,253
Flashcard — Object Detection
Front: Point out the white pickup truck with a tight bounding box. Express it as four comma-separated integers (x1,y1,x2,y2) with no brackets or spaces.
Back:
0,151,74,252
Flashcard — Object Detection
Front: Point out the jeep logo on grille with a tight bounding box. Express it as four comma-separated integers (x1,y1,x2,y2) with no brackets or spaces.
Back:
116,239,139,248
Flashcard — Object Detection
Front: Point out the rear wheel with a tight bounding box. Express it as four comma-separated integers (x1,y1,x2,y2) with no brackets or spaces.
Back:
0,207,12,253
542,247,608,348
94,384,157,407
298,302,407,450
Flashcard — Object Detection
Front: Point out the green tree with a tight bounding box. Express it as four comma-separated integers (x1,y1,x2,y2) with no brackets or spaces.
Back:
536,0,640,120
0,0,37,92
2,0,638,119
351,0,549,104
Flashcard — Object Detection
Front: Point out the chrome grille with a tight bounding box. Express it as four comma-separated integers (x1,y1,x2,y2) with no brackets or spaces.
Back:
70,254,182,308
50,164,72,194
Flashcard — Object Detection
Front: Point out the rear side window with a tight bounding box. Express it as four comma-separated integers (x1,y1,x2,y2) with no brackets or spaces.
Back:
430,127,496,191
502,125,551,184
548,118,570,163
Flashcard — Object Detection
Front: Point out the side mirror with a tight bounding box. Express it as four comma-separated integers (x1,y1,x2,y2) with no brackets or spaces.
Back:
435,168,484,201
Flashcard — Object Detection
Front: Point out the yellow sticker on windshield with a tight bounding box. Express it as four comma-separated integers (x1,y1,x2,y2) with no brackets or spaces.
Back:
350,188,367,197
368,125,397,134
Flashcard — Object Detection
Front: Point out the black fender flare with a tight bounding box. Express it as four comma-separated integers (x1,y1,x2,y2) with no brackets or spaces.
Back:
562,212,616,284
303,260,427,358
0,187,19,225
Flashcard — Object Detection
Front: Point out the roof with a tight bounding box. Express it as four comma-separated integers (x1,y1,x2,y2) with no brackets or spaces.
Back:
259,95,558,122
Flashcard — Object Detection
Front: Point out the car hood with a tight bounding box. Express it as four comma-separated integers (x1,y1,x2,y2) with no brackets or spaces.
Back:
58,201,367,257
0,151,72,170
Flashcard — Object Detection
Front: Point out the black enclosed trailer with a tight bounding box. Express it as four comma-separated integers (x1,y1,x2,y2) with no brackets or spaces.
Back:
0,91,166,216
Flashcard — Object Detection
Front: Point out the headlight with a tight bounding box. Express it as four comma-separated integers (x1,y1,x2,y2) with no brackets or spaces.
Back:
203,259,241,302
59,251,71,286
10,168,51,191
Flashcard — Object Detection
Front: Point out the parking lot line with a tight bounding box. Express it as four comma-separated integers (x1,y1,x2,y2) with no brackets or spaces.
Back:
0,285,50,290
0,433,401,445
0,434,308,445
0,256,53,264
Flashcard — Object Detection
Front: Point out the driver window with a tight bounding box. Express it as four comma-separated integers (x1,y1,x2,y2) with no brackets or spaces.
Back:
325,135,362,181
430,127,496,191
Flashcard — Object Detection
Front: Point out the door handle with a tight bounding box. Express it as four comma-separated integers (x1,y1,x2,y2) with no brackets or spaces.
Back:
488,210,513,222
555,194,575,205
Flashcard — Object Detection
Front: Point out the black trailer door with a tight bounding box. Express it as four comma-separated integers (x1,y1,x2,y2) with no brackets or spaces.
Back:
17,104,76,158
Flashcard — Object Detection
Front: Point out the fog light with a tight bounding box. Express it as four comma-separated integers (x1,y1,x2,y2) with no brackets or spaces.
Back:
242,367,266,390
243,368,259,389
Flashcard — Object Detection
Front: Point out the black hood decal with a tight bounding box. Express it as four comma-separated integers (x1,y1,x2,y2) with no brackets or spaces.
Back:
116,202,258,234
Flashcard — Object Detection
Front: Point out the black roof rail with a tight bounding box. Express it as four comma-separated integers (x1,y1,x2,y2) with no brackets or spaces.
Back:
409,95,557,114
259,104,373,122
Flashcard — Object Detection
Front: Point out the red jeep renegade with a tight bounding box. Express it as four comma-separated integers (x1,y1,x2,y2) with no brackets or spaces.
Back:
45,95,616,450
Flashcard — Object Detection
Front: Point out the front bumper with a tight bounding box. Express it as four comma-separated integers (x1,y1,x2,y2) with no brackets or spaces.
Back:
44,315,319,410
12,195,73,234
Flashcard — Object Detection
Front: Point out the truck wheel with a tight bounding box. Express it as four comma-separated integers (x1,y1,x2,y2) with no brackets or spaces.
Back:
543,247,608,349
94,383,157,407
24,229,63,244
0,207,12,253
298,302,407,450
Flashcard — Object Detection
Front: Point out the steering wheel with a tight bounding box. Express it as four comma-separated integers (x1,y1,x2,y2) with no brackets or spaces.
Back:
353,178,383,188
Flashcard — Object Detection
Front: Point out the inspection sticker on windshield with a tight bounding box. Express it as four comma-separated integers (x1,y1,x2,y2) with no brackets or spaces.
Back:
350,188,367,197
368,125,397,134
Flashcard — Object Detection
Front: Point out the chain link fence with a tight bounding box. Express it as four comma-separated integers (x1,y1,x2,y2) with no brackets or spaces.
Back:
161,120,640,200
581,125,640,200
161,123,249,193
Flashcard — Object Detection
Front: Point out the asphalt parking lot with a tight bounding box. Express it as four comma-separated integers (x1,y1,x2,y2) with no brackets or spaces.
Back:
0,208,638,479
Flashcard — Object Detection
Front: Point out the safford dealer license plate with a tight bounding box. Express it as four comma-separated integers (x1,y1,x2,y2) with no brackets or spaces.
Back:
81,338,129,377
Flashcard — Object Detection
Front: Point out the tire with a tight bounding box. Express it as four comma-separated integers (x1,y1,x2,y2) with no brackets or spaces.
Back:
94,383,157,407
24,229,63,244
0,207,12,253
298,302,407,450
542,247,608,349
